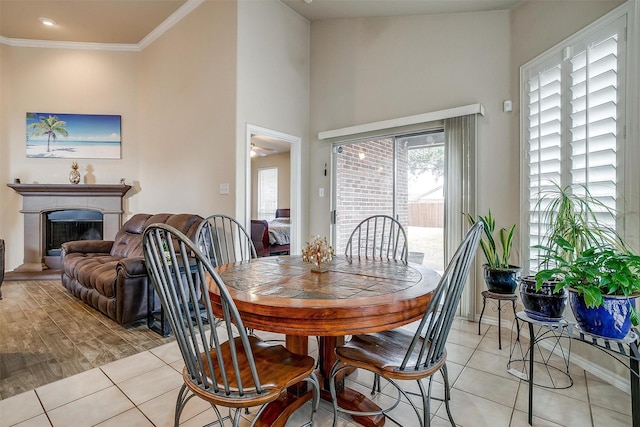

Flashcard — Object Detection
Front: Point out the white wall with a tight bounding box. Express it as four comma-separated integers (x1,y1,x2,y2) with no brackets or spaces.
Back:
138,0,238,216
0,46,141,270
0,44,10,260
308,11,513,290
236,0,310,235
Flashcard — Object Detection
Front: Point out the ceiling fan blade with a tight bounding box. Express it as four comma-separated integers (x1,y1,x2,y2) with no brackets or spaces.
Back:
251,144,276,156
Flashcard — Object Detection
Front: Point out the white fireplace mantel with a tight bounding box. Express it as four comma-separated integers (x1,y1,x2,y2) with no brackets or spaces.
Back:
7,183,132,271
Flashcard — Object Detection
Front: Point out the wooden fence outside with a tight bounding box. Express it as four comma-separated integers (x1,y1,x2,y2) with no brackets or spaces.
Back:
408,201,444,227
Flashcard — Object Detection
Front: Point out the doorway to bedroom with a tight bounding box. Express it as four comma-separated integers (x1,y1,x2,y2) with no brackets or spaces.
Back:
246,124,301,257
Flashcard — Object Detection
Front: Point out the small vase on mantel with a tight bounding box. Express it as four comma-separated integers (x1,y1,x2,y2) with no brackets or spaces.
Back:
69,162,81,184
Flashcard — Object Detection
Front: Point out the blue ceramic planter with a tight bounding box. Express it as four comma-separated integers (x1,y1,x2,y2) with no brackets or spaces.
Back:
483,265,521,294
569,290,635,340
520,276,567,322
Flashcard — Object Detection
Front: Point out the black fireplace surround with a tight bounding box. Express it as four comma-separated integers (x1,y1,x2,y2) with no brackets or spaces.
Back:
45,209,104,257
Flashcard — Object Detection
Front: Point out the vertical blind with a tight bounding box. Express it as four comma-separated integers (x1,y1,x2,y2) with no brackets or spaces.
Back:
444,115,477,320
524,15,626,274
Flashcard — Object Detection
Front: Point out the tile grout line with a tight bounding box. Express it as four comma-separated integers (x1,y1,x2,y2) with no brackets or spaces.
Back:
584,369,595,427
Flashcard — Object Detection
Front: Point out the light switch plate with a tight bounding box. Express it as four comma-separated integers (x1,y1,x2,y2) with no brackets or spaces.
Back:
219,183,230,195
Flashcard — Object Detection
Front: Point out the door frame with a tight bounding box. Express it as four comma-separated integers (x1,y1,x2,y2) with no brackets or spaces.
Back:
244,124,301,254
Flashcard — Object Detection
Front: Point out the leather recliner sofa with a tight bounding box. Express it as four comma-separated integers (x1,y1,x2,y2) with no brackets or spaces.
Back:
61,213,203,325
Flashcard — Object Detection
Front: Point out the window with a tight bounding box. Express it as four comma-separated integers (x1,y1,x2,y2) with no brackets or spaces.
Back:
332,131,445,272
329,113,479,319
522,6,638,274
257,167,278,220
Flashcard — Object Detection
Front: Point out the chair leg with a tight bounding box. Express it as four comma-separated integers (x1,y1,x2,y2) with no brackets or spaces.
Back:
303,372,320,427
371,373,381,395
415,376,433,427
332,362,419,426
440,364,456,426
329,362,341,427
174,384,189,427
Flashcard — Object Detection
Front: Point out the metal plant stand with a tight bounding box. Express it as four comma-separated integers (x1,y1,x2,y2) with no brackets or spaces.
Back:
513,311,640,426
508,312,573,391
478,290,518,349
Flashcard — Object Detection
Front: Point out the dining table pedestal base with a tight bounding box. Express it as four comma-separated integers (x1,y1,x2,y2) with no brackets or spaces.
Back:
252,334,385,426
322,387,386,427
253,390,314,427
317,335,385,427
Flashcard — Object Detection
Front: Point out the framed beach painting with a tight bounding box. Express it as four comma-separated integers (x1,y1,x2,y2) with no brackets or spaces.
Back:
26,112,121,159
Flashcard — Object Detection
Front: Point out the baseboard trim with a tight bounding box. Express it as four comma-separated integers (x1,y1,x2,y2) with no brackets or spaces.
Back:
4,270,61,281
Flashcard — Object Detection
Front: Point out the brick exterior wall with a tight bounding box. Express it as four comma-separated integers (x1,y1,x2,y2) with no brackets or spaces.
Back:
335,139,408,253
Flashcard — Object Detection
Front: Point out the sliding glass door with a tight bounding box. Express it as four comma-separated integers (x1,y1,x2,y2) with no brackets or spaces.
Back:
332,131,445,272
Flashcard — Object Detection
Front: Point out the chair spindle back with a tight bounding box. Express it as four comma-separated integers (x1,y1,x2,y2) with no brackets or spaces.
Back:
345,215,408,262
196,214,257,267
143,224,263,399
400,222,483,372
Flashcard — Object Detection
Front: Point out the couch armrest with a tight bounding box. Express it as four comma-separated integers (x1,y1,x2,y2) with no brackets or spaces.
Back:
117,256,147,278
61,240,114,256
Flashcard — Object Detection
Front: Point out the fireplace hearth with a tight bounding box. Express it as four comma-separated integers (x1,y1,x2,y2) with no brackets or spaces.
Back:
7,183,131,271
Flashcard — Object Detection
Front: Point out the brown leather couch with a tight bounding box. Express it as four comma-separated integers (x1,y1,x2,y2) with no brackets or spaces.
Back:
60,213,203,325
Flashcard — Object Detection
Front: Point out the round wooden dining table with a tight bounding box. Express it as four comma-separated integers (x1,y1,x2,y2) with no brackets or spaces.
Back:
210,255,441,427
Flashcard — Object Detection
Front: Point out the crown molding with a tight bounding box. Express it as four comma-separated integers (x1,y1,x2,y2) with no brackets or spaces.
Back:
139,0,205,49
0,37,140,51
0,0,204,52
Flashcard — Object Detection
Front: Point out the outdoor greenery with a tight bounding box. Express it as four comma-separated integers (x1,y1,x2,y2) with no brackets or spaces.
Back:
465,210,515,269
408,145,444,180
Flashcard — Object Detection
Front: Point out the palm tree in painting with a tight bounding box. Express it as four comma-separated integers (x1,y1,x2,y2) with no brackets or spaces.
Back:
29,115,69,153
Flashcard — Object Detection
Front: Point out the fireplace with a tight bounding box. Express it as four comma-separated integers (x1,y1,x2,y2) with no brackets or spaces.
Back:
7,183,131,271
45,210,104,257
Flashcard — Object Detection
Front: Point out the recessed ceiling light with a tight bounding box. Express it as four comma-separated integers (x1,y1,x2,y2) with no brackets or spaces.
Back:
39,17,56,26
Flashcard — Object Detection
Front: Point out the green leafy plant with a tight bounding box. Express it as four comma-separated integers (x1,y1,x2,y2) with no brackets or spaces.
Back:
465,210,516,269
534,183,627,265
535,236,640,325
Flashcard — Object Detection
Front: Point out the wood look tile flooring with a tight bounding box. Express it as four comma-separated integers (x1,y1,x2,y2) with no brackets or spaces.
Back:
0,280,634,426
0,280,173,400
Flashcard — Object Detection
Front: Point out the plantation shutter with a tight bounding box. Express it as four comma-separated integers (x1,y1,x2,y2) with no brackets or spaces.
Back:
526,64,563,273
523,15,627,275
569,21,625,228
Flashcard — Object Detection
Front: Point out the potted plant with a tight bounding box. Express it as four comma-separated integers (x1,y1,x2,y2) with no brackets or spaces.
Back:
522,183,617,321
466,211,520,294
526,183,637,332
535,237,640,339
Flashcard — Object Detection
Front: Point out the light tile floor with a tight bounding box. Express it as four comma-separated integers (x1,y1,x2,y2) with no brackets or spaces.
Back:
0,320,633,427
